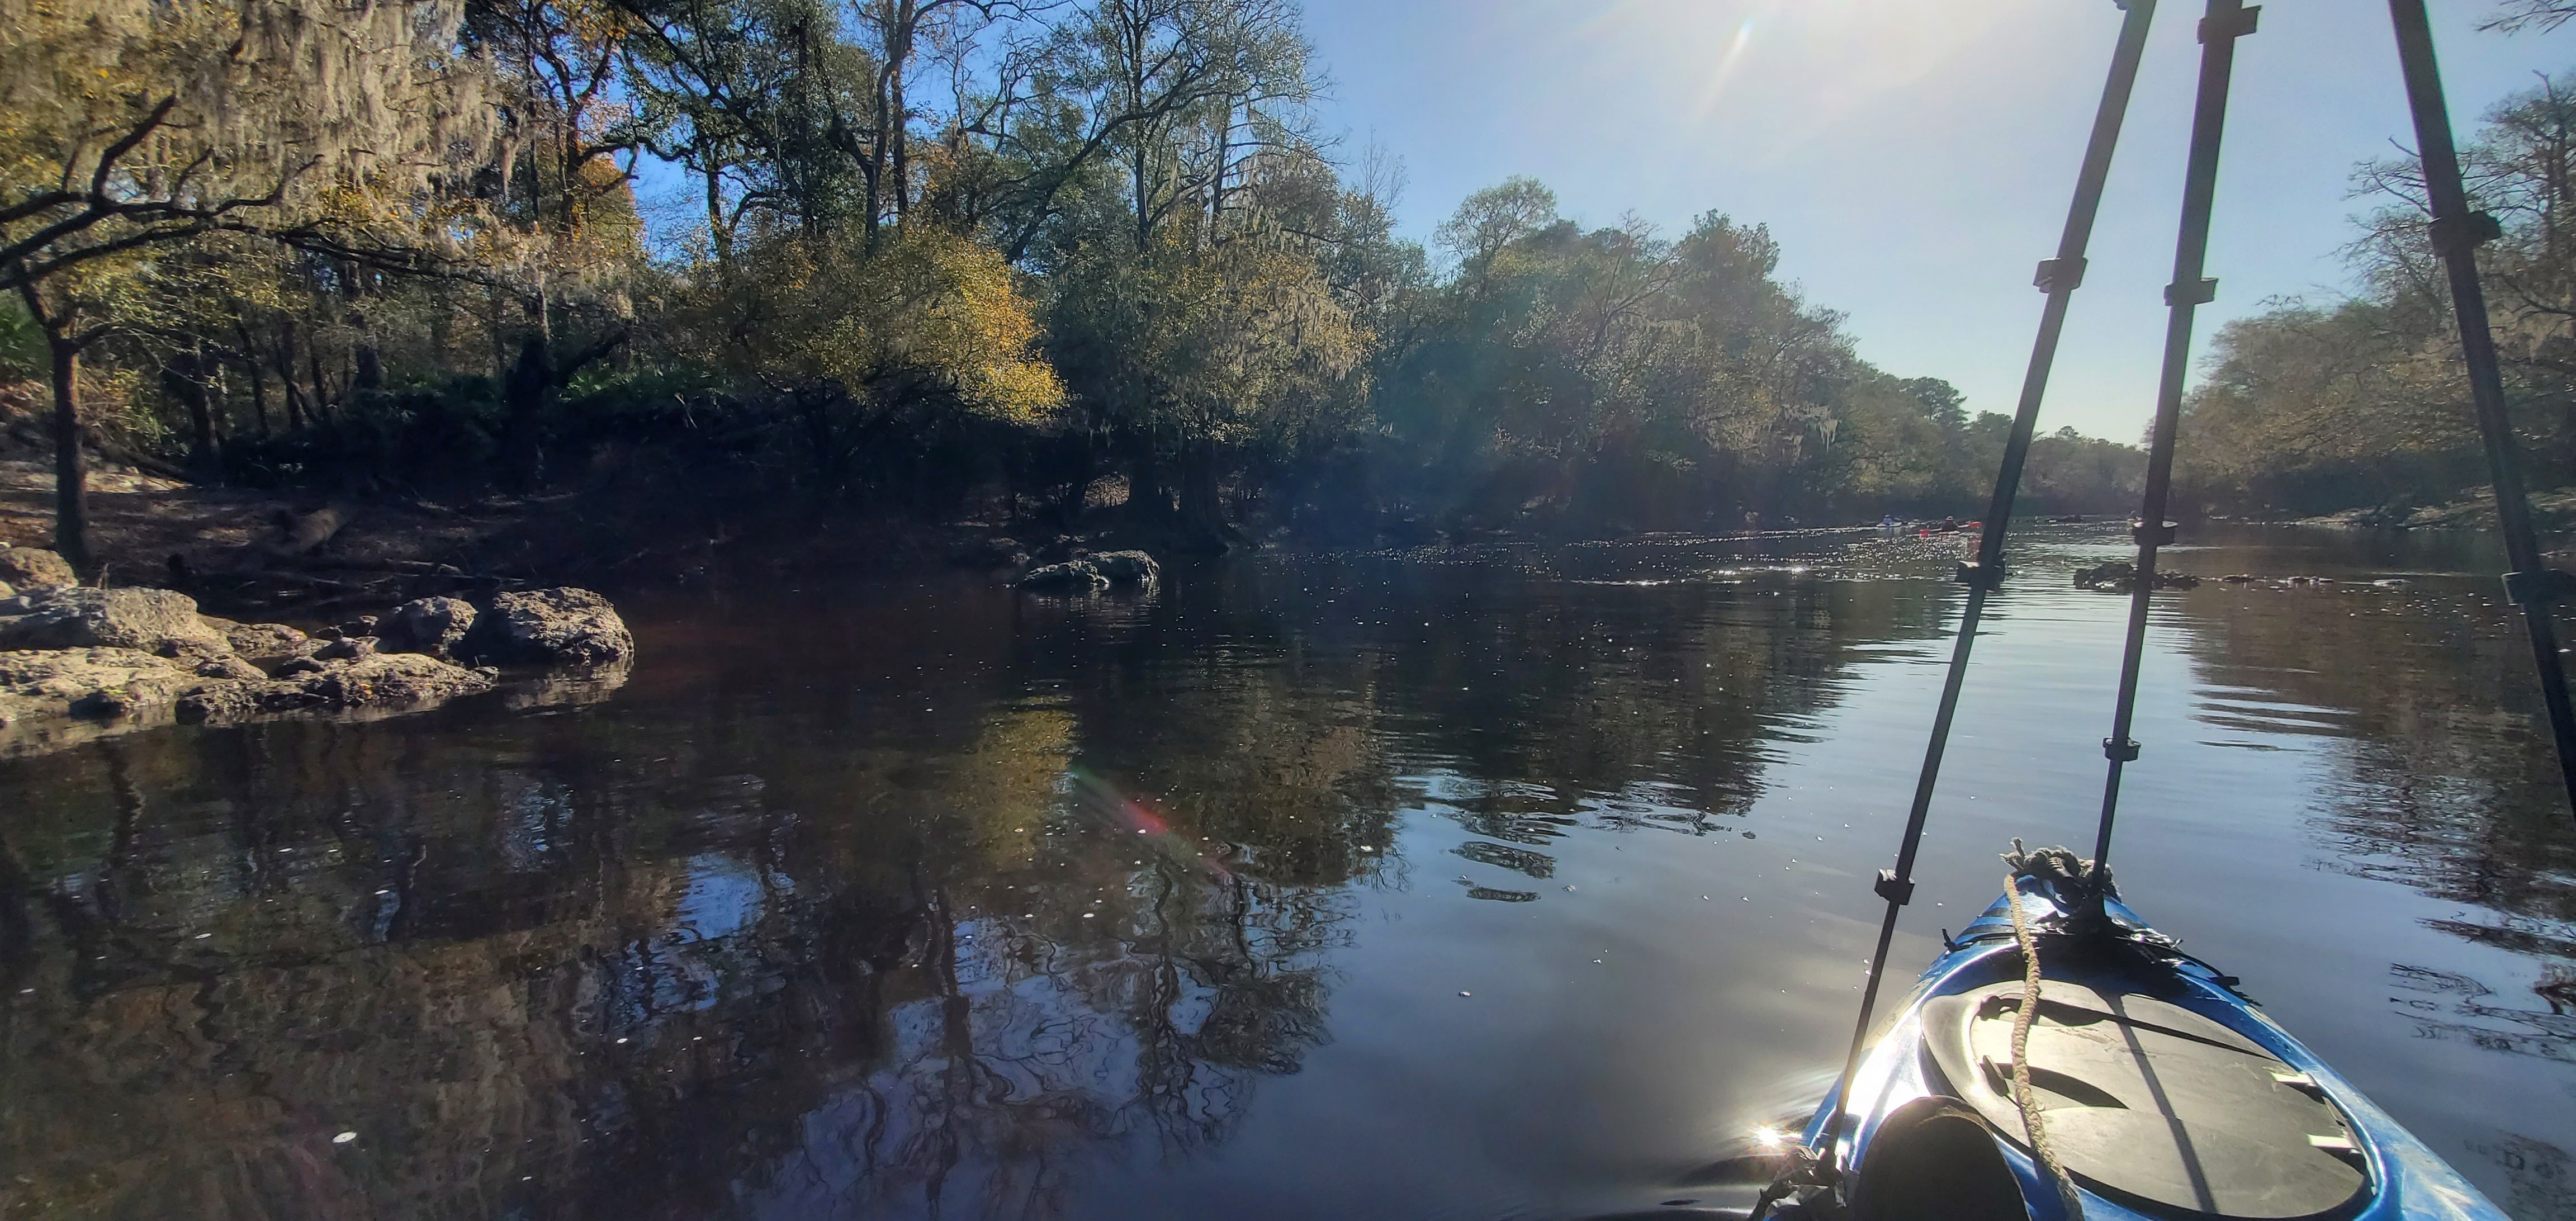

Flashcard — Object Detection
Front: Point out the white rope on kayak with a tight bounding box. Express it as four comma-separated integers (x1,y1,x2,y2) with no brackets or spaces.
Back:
2005,838,2087,1221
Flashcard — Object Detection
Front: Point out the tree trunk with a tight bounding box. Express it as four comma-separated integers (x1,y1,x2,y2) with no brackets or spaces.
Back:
1129,451,1172,519
1179,439,1232,550
1134,147,1152,252
798,386,842,491
275,324,307,430
503,334,549,494
48,338,89,576
247,361,271,434
165,349,219,480
705,157,732,263
487,283,509,377
889,7,912,224
307,348,330,423
429,282,452,365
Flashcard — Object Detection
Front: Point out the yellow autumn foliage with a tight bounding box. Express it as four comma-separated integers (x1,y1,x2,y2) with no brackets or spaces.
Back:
679,227,1063,422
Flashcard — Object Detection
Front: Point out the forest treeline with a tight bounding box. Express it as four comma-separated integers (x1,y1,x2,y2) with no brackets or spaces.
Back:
0,0,2154,575
2181,10,2576,518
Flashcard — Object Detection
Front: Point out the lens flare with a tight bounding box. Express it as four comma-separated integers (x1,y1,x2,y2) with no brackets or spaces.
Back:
1069,768,1232,877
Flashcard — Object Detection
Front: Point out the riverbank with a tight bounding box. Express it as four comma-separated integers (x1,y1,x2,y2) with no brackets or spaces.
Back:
0,457,1220,621
2260,485,2576,532
0,539,636,756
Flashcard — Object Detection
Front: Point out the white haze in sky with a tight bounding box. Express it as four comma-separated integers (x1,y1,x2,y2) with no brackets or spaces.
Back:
1303,0,2576,440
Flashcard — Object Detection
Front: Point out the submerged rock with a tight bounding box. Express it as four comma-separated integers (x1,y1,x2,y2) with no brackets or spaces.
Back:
2072,562,2200,592
378,596,477,660
0,546,76,589
0,586,229,656
460,587,633,667
1088,550,1161,588
1017,560,1110,593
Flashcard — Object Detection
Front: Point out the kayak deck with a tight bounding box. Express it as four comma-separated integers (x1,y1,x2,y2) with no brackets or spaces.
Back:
1793,874,2503,1221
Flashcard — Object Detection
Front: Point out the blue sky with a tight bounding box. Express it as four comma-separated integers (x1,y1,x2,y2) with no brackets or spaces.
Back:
1296,0,2576,440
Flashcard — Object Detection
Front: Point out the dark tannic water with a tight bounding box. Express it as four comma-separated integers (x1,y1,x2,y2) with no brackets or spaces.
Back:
2,524,2573,1220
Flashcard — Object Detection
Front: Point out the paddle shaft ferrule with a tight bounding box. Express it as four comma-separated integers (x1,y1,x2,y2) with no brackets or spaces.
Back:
2089,0,2254,909
1813,0,2158,1185
2388,0,2576,820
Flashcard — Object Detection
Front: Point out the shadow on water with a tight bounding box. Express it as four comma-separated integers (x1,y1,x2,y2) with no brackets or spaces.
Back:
0,524,2569,1219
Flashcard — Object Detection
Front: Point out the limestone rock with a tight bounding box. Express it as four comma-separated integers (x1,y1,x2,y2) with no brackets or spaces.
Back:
315,637,376,661
0,546,76,589
1088,550,1161,588
2071,561,2201,592
0,586,229,656
378,597,477,660
176,653,498,725
1017,561,1109,594
211,620,312,666
0,647,201,744
191,654,267,681
459,588,633,667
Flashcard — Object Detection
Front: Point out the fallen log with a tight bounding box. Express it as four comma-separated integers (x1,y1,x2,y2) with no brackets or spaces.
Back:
269,555,457,577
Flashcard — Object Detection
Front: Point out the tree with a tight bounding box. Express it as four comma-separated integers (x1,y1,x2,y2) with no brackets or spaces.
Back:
2485,1,2576,32
2184,68,2576,514
1897,377,1966,433
0,0,491,569
460,0,656,490
1049,231,1362,536
666,225,1062,489
1433,177,1558,282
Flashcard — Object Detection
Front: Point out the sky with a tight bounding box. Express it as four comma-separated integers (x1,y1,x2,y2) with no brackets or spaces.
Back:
1293,0,2576,441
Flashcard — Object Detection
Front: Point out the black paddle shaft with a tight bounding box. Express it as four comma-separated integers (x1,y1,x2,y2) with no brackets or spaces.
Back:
1812,0,2158,1184
2089,0,2258,887
2387,0,2576,819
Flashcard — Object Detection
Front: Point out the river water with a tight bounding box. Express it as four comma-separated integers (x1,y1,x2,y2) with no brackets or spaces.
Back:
2,524,2571,1220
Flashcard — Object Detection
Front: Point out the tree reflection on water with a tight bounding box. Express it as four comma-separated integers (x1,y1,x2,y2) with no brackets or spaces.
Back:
1,528,2570,1219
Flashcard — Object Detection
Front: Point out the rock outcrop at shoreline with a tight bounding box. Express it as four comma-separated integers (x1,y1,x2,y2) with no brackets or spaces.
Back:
0,586,230,655
380,595,477,660
460,587,634,666
0,542,76,590
0,549,632,756
1014,548,1162,594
